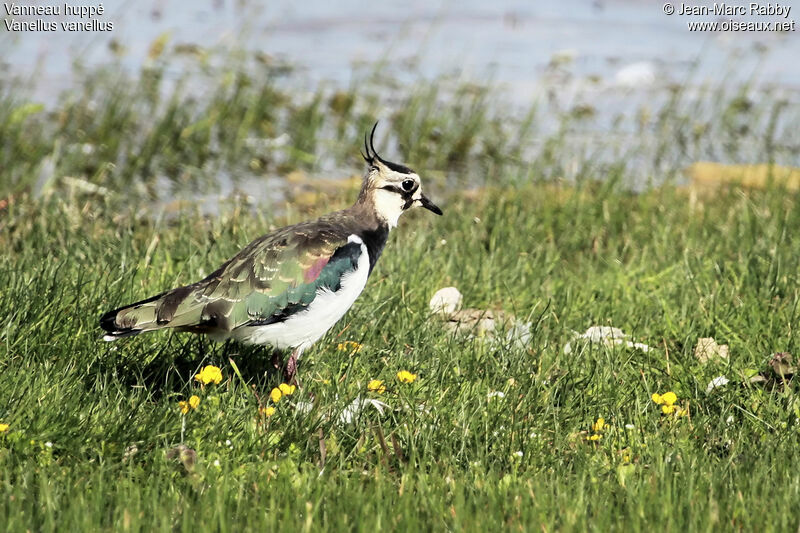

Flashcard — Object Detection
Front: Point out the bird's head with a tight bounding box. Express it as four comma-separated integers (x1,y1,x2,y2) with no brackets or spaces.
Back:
358,123,442,228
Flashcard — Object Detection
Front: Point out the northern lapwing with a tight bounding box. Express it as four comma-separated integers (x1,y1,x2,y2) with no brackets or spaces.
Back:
99,124,443,382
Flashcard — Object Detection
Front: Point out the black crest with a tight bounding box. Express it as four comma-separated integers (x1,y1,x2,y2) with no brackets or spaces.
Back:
361,122,414,175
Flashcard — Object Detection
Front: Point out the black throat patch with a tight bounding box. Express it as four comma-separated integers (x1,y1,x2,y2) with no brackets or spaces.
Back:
358,223,390,274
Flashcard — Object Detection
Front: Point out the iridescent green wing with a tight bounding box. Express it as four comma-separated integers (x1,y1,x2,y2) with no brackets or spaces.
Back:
193,225,359,331
107,222,360,335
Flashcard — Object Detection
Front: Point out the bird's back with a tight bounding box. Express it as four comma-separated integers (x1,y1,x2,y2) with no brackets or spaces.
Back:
100,208,387,343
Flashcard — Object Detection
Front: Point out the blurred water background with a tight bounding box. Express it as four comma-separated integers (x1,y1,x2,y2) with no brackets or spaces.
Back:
2,0,799,204
5,0,799,98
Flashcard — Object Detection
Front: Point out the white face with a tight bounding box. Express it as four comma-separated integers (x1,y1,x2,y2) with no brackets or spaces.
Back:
371,171,421,227
367,161,441,228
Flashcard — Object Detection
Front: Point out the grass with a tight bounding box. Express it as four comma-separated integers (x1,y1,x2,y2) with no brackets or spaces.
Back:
2,180,800,531
2,50,800,530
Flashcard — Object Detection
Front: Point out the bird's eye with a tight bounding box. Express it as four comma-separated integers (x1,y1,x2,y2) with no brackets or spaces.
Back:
401,179,415,192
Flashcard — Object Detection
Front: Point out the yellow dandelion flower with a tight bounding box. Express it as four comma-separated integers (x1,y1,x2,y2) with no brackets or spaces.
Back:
337,341,363,353
179,395,201,414
194,365,223,385
662,391,677,406
0,423,9,433
396,370,418,384
651,393,664,405
278,383,296,396
592,417,606,433
662,404,676,415
270,387,282,403
588,434,602,441
367,379,386,394
260,406,276,418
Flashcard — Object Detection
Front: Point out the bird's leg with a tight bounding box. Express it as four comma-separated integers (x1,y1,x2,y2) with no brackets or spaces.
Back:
285,347,302,387
270,350,284,372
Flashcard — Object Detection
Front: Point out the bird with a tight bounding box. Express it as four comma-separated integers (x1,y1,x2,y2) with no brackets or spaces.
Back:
99,123,443,383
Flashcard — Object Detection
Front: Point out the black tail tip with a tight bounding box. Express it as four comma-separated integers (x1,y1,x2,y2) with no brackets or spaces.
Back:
99,308,121,332
99,308,139,341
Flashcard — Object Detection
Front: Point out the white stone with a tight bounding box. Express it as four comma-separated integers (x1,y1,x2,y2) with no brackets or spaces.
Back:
705,375,730,393
294,401,314,415
338,397,389,425
564,325,651,354
429,287,463,316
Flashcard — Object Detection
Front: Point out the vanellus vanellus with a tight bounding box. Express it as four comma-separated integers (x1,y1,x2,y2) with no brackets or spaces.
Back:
99,123,442,382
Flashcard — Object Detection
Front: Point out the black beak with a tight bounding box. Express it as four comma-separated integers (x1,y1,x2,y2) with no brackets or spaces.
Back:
419,194,443,215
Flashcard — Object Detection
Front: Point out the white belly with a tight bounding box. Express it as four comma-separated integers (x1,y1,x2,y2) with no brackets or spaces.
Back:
229,239,370,354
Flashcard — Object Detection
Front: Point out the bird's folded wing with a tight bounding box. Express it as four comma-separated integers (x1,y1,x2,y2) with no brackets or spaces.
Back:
115,223,361,334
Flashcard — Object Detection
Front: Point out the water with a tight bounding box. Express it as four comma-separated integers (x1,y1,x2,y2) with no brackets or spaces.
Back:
3,0,800,202
4,0,799,100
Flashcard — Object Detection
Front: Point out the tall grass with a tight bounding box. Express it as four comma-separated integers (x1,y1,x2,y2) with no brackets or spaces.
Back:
2,180,800,530
3,47,800,203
